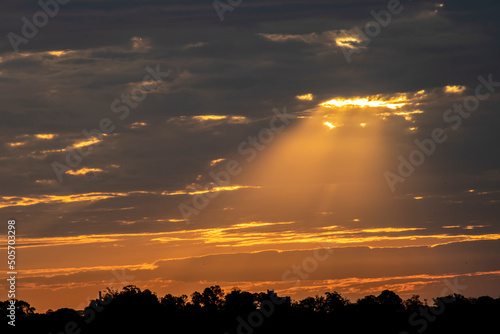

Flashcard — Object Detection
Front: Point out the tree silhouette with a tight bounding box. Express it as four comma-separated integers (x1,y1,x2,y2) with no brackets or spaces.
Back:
0,299,35,318
201,285,225,310
325,291,350,313
224,287,257,314
403,294,423,312
190,290,203,309
161,293,188,312
377,289,404,312
2,287,499,334
297,296,322,311
355,294,378,309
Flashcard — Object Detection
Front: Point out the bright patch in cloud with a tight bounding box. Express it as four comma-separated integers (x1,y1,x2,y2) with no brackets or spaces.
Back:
35,179,58,186
296,94,313,101
65,168,104,176
321,95,408,110
324,122,336,129
464,225,489,230
210,158,226,166
258,30,366,51
8,142,26,147
313,90,431,130
47,51,69,57
192,115,248,123
162,185,261,196
194,115,227,121
72,137,102,149
169,115,249,126
131,122,148,129
444,85,466,94
35,134,57,140
0,191,153,209
335,36,364,49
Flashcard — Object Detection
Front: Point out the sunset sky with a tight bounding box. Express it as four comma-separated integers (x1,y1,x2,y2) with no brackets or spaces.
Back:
1,0,500,312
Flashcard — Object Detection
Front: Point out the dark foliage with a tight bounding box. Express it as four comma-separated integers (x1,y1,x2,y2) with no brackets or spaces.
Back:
2,286,499,334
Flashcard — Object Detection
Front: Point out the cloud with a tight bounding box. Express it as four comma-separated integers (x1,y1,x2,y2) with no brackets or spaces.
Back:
296,93,313,101
65,168,104,176
258,29,367,51
1,0,499,312
0,191,153,209
34,134,58,140
167,115,250,128
210,158,226,166
17,240,500,311
444,85,467,94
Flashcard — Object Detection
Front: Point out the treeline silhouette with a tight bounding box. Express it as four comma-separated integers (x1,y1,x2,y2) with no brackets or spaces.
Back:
2,285,499,333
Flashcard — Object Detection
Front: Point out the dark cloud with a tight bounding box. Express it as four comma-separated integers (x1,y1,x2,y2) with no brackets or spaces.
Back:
1,0,499,310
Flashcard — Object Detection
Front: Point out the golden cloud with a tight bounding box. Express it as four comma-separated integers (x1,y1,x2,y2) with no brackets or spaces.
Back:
65,168,104,176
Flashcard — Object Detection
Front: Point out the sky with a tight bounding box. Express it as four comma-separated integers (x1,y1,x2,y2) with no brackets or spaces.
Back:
1,0,500,312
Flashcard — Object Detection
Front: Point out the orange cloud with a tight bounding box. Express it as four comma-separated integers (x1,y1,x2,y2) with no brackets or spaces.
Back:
296,93,313,101
444,85,466,94
161,185,260,196
0,191,152,209
210,158,226,166
321,94,409,110
65,168,104,176
34,133,57,140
